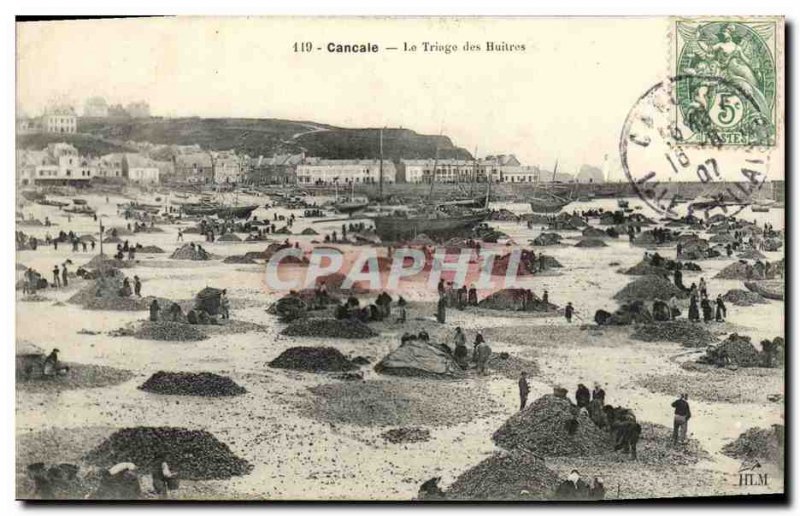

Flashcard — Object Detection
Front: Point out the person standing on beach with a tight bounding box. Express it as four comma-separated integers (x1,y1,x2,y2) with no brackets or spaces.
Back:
473,334,491,375
715,295,727,322
518,371,530,410
565,302,574,323
52,265,61,288
134,276,142,297
177,228,183,242
436,294,446,324
688,294,700,322
61,264,68,287
671,394,691,444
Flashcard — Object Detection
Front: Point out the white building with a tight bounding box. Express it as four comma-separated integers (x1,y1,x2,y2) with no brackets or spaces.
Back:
296,159,397,185
96,153,125,178
41,107,78,134
400,159,477,184
494,165,542,183
17,143,95,185
213,151,244,184
123,154,160,184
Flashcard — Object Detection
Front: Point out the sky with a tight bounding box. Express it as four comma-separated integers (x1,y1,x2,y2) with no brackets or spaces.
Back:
16,17,783,180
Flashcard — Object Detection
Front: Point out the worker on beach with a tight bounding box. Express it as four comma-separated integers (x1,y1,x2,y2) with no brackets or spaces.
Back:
436,294,447,324
52,265,61,288
151,454,177,499
518,371,530,410
575,383,591,408
149,299,160,322
134,276,142,297
688,294,700,322
591,382,605,404
565,302,574,323
715,295,727,322
473,334,491,375
701,295,713,323
61,264,68,287
589,477,606,500
453,328,469,369
554,470,590,500
468,284,478,306
671,393,691,445
43,348,66,376
220,289,231,319
669,295,679,320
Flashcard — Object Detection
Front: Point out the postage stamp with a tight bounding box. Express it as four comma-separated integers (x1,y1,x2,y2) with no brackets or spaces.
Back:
673,19,778,146
620,75,771,218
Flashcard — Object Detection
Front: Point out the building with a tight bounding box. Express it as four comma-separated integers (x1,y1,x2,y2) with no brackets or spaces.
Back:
41,106,78,134
83,97,109,117
174,153,214,184
478,154,522,182
17,143,94,186
248,153,304,184
213,151,244,184
16,117,40,134
96,153,125,179
295,158,397,185
399,159,477,184
123,154,160,184
494,165,542,183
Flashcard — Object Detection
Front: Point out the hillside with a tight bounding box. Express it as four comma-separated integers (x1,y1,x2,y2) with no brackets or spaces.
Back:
16,133,135,156
76,117,471,160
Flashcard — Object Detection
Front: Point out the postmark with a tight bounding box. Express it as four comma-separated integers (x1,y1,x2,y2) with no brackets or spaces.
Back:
620,74,770,219
674,19,778,146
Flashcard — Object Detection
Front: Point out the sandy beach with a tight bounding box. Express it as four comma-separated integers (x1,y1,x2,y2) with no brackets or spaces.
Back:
15,192,785,500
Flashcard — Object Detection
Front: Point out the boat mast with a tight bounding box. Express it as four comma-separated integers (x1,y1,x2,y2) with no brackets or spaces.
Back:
427,129,443,201
469,146,477,197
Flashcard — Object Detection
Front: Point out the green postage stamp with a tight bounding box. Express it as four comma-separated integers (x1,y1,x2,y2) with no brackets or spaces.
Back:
674,19,778,146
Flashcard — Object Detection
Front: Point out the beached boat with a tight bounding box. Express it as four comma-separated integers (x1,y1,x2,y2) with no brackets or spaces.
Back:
751,205,770,213
689,195,751,211
528,160,574,213
617,199,630,209
64,205,96,215
438,196,487,209
334,200,370,215
36,199,70,208
529,193,572,213
215,204,259,219
373,210,490,241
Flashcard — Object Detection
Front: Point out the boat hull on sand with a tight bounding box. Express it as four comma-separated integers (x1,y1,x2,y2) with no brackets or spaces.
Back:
373,211,489,241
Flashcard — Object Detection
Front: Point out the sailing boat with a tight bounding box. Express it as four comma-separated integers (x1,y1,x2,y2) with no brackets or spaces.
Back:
333,179,369,215
438,147,487,208
372,128,490,241
529,159,574,213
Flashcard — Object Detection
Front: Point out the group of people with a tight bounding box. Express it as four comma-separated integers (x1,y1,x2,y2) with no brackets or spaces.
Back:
686,278,727,323
451,327,492,374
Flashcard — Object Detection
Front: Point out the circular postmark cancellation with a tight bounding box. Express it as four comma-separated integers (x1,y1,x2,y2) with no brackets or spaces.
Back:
620,74,771,219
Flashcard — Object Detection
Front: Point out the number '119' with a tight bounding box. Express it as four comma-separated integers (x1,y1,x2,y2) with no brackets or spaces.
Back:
294,42,313,52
